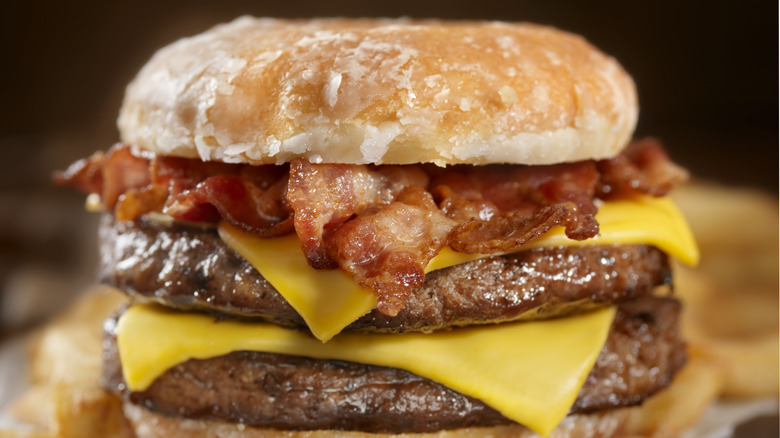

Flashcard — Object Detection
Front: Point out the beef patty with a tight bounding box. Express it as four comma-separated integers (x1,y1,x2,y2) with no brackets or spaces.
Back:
102,296,684,433
98,215,671,332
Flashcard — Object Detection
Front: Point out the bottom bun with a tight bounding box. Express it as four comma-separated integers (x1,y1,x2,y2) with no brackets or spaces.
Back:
122,402,629,438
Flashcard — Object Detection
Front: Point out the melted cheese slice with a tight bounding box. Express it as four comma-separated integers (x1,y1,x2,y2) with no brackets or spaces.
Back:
117,304,616,436
218,227,377,343
218,196,698,341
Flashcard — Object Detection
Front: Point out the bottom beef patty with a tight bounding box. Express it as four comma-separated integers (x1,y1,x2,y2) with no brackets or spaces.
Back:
102,296,685,434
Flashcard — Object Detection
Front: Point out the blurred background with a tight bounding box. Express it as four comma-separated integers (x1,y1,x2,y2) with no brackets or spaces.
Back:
0,0,777,333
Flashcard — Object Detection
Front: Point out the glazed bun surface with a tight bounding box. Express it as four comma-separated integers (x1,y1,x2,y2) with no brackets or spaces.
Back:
122,402,628,438
118,17,637,166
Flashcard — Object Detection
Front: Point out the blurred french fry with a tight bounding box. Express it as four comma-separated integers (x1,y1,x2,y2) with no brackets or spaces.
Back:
8,286,133,438
671,181,779,399
671,182,778,253
7,386,53,430
27,285,125,386
689,334,780,399
0,429,55,438
622,356,725,437
675,263,779,338
51,381,133,438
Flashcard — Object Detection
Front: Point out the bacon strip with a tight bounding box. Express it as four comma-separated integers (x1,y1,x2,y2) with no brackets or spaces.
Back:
450,204,584,254
55,139,686,316
163,174,294,235
54,144,152,210
597,138,688,199
55,144,294,235
433,162,599,253
326,187,456,316
53,150,106,195
161,160,293,235
287,159,429,269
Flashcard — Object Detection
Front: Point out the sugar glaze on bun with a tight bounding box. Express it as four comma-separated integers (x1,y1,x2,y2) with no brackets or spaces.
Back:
122,402,628,438
118,17,637,166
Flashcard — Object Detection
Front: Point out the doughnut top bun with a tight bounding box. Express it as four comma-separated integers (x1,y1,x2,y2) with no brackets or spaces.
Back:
118,17,638,166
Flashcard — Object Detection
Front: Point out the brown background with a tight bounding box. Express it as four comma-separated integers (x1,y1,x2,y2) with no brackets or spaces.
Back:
0,1,777,328
0,2,777,435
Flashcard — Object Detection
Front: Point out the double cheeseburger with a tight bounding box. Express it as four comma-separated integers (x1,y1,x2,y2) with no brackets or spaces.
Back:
56,17,699,437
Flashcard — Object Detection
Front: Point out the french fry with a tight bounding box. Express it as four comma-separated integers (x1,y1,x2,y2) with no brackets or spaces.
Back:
8,286,133,438
51,381,133,438
671,182,778,253
7,386,53,430
675,263,779,339
0,429,55,438
671,181,779,399
689,334,780,399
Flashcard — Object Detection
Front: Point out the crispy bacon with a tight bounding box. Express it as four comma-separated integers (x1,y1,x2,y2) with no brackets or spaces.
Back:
54,144,152,209
114,183,169,221
597,138,688,198
449,203,589,254
55,144,294,235
163,174,294,235
326,187,457,315
53,150,106,195
161,161,293,235
55,138,686,316
433,162,599,253
287,159,429,269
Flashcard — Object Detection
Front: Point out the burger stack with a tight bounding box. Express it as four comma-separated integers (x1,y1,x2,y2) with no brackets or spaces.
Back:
56,17,699,438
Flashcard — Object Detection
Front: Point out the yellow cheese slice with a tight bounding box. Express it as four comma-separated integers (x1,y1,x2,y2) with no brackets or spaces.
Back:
116,304,616,436
218,196,698,341
218,227,377,342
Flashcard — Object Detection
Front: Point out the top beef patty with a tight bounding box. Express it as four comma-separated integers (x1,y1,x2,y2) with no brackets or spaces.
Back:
98,215,671,332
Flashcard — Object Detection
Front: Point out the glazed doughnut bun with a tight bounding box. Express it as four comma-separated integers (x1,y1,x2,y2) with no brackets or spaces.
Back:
122,402,629,438
118,17,637,166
